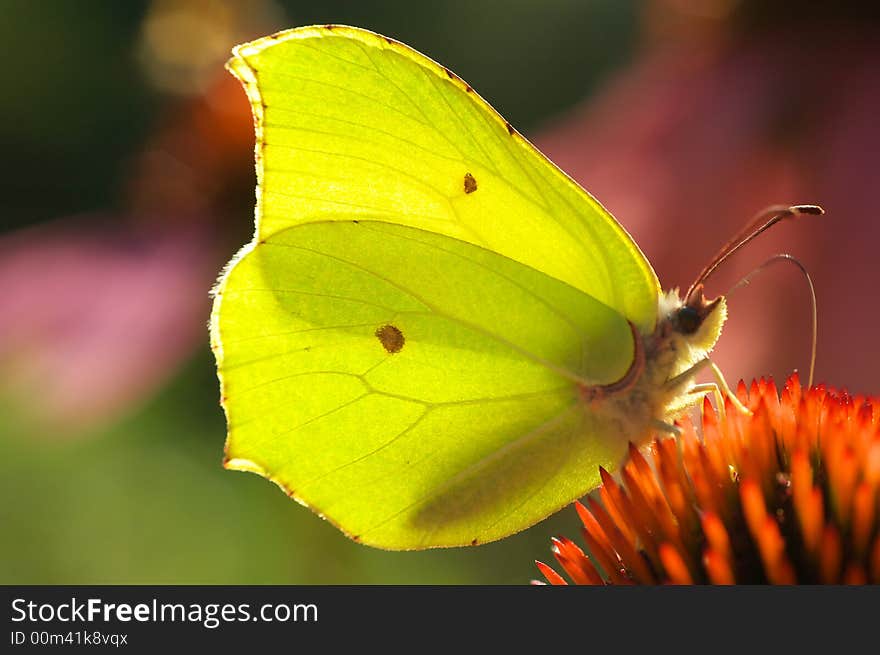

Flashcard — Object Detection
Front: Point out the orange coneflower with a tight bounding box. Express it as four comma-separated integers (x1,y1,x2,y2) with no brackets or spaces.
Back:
536,374,880,584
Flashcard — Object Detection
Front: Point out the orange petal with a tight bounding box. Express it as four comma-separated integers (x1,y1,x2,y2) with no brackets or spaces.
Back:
535,560,568,586
842,563,867,585
830,446,859,524
575,501,632,586
852,482,875,556
791,448,823,556
599,468,636,545
703,548,735,585
620,465,664,560
551,537,604,585
819,526,842,584
659,543,693,584
578,527,632,585
870,538,880,584
701,511,732,563
583,499,656,584
742,479,795,584
866,439,880,488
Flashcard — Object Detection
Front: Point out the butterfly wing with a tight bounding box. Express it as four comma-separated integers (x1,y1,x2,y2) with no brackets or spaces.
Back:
214,25,663,549
227,25,661,333
213,220,635,548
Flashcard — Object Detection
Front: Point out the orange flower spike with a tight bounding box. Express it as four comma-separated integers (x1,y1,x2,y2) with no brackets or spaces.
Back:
760,517,797,584
620,465,664,552
581,500,656,584
852,482,876,557
790,448,823,556
853,401,875,459
626,443,683,550
798,390,822,445
651,494,687,556
679,421,702,473
699,395,719,442
598,468,636,544
778,385,799,453
769,377,782,405
701,511,732,563
749,379,763,407
550,537,604,585
819,526,843,584
700,441,734,519
758,378,777,411
703,548,735,585
677,414,700,444
716,399,743,475
626,443,663,506
659,543,693,584
753,400,780,490
830,446,859,525
572,503,617,566
578,525,631,585
686,469,714,522
740,479,767,543
571,501,631,584
822,429,841,485
869,399,879,429
734,407,763,489
870,538,880,584
656,438,697,535
816,387,835,440
535,560,568,586
597,489,635,549
736,379,749,406
537,374,880,585
865,438,880,488
842,563,867,585
701,398,732,484
785,372,803,406
741,479,795,584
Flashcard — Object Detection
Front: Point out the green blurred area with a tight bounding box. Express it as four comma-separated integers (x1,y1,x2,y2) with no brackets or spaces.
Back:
1,0,638,583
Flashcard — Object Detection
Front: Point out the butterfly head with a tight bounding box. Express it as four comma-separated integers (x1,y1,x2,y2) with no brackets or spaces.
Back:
673,283,724,335
657,286,727,372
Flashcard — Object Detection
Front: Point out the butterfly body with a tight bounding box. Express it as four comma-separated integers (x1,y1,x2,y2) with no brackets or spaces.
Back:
580,290,726,445
212,26,727,549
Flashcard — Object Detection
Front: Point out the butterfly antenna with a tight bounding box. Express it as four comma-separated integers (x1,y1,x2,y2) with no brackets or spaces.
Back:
726,254,818,388
685,204,824,306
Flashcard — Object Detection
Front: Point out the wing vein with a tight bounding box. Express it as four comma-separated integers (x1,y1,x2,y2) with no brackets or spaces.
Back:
360,402,578,540
263,241,589,385
357,224,593,353
298,406,432,491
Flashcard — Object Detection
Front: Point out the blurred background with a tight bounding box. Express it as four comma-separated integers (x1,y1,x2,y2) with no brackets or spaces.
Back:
1,0,877,583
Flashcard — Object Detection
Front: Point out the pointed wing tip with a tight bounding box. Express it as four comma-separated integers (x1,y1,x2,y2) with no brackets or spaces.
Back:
228,24,379,65
223,456,266,476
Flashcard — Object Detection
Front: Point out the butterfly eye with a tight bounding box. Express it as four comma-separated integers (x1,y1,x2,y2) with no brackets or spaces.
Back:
674,305,701,335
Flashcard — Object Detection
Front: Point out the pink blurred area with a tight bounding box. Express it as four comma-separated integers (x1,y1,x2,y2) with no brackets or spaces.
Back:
535,24,880,393
0,73,254,435
0,219,216,431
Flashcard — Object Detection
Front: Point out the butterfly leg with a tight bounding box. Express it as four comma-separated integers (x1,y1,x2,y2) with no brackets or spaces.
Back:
688,382,727,424
666,358,751,418
664,357,710,392
652,419,681,436
708,360,752,416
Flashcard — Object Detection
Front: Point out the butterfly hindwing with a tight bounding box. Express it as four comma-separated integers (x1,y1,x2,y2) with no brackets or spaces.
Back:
213,221,633,548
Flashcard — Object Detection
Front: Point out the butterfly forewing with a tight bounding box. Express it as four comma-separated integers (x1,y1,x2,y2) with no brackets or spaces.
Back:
229,25,660,332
